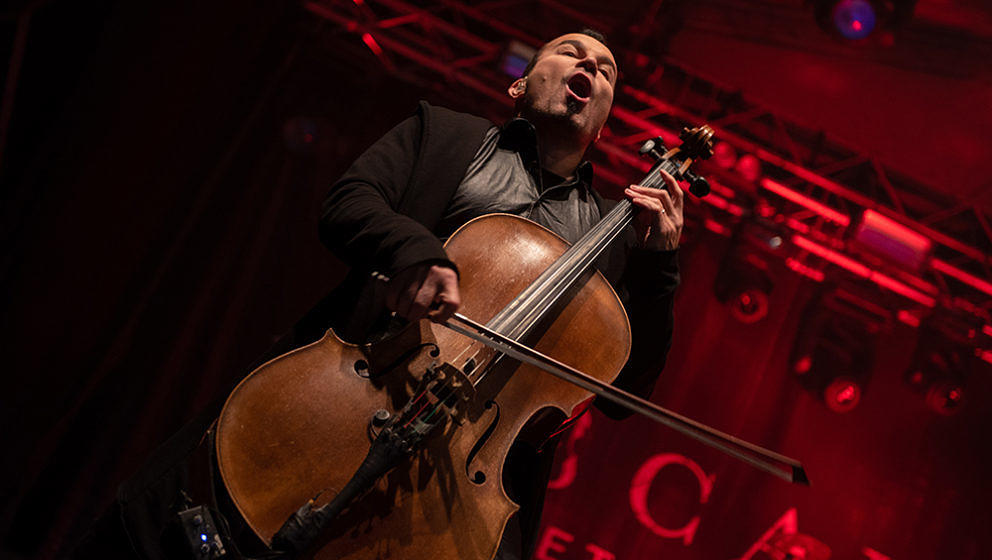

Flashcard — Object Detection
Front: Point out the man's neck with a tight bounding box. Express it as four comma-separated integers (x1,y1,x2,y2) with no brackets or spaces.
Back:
539,138,585,180
518,112,591,179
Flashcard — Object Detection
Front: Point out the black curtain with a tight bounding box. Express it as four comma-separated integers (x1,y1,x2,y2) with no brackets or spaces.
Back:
0,2,437,557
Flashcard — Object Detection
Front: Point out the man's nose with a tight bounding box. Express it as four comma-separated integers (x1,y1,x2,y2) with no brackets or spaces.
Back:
578,57,597,77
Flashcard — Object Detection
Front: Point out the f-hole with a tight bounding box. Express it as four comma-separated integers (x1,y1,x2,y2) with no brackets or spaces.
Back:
465,400,499,484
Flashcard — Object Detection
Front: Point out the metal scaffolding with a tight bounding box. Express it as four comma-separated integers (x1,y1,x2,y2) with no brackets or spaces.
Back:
305,0,992,354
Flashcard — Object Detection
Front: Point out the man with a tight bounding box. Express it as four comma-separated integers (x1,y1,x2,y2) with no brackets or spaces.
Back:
74,29,683,560
316,29,683,559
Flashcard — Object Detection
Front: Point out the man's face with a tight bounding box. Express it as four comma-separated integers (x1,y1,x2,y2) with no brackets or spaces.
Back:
508,33,618,146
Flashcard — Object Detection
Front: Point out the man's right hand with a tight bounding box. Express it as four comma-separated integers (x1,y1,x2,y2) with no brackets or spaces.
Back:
384,263,461,323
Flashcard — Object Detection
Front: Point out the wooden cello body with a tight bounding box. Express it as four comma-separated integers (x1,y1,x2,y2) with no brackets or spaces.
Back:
215,214,631,560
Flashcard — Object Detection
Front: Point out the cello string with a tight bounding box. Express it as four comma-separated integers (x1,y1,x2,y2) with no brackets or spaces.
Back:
390,157,679,440
491,159,676,344
472,159,676,386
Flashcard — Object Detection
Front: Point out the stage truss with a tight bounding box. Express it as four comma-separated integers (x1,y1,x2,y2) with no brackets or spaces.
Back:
305,0,992,359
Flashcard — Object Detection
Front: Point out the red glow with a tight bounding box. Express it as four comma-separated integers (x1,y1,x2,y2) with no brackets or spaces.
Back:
793,235,869,276
712,142,736,169
734,154,762,182
794,355,813,374
792,235,937,307
931,258,992,297
757,203,776,218
761,178,851,226
707,179,736,198
871,272,937,308
926,382,964,415
837,385,856,402
361,32,384,57
852,20,863,31
980,350,992,365
824,378,861,413
703,218,731,236
863,209,925,243
786,258,825,282
983,324,992,337
896,310,920,328
731,289,769,323
784,218,811,234
702,193,746,216
856,209,932,268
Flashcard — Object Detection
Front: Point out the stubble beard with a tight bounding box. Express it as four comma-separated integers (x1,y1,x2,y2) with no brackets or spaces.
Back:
519,88,589,144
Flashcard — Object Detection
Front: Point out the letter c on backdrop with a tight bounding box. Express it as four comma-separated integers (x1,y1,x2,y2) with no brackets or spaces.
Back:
628,453,715,546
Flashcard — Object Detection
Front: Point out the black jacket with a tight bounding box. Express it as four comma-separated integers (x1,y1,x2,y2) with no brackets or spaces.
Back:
316,101,679,418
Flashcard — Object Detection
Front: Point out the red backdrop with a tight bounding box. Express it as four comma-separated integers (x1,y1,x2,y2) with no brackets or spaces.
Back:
537,234,992,559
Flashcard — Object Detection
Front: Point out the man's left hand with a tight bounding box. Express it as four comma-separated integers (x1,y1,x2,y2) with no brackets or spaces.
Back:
624,169,684,251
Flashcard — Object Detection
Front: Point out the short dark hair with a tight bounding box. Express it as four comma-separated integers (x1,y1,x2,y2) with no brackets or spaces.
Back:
519,28,609,78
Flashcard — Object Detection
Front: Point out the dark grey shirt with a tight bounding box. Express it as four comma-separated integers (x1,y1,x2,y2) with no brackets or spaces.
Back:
435,118,600,244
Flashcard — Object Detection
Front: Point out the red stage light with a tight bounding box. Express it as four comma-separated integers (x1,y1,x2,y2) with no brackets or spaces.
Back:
925,381,964,415
731,288,770,323
854,209,932,270
794,355,813,375
908,370,924,386
712,142,736,169
896,310,920,328
734,154,762,182
824,377,861,413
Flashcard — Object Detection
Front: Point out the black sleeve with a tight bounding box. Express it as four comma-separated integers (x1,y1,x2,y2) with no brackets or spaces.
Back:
594,247,679,420
318,114,456,277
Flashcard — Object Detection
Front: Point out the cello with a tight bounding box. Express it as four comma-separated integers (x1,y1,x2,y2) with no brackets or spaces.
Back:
215,127,807,559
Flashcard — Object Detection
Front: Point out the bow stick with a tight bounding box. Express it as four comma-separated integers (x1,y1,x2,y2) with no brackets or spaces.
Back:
442,312,809,485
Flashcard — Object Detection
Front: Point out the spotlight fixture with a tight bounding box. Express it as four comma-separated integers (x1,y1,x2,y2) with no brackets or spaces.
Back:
830,0,878,39
904,329,969,415
811,0,917,41
283,116,320,154
790,291,878,413
714,251,774,324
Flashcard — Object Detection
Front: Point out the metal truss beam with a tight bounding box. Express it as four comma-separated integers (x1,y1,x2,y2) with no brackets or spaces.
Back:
304,0,992,351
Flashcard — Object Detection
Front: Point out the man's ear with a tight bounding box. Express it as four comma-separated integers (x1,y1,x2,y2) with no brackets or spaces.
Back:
507,77,527,99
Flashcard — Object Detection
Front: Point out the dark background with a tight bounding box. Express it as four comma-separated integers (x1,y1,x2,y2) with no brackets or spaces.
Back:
2,1,990,558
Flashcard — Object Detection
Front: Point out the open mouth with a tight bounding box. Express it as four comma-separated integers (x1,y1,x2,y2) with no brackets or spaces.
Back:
566,73,592,103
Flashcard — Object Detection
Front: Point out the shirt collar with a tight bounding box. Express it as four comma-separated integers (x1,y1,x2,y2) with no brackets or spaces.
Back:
499,117,595,190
